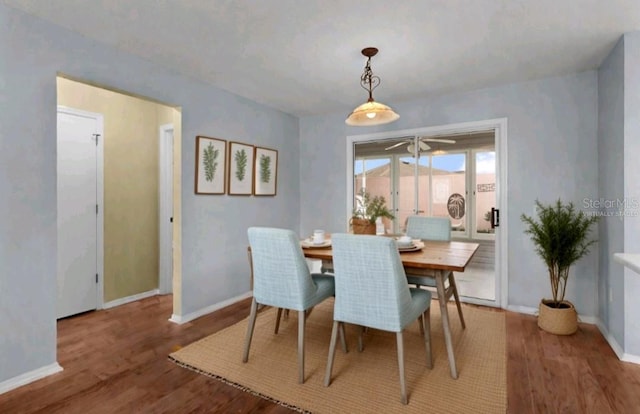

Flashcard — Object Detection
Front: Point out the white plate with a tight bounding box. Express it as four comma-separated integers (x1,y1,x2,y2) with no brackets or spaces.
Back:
398,241,424,252
301,239,332,249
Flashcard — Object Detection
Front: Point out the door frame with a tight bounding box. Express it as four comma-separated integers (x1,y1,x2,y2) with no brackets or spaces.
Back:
346,118,508,308
57,105,105,310
158,123,174,294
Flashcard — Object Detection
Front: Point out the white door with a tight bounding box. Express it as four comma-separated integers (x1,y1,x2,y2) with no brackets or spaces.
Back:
57,107,103,318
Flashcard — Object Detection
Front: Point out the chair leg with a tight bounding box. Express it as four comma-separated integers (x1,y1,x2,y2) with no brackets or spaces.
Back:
284,309,290,320
423,308,433,369
242,298,259,363
339,322,348,353
396,332,408,405
414,285,425,335
274,307,283,334
449,272,466,329
297,310,306,384
324,321,340,387
358,325,365,352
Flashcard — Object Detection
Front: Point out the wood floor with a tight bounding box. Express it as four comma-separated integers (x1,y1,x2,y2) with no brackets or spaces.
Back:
1,295,639,413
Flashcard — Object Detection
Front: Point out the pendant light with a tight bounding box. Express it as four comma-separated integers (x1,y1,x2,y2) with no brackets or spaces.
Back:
345,47,399,126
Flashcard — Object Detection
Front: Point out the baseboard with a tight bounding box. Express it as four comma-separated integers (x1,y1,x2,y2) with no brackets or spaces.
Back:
593,319,640,364
506,304,599,326
595,319,625,360
0,362,63,395
103,289,159,309
169,291,253,325
506,304,538,315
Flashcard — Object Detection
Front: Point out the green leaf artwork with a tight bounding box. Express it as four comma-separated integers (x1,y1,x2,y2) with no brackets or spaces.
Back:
235,149,248,181
259,154,271,183
203,142,219,182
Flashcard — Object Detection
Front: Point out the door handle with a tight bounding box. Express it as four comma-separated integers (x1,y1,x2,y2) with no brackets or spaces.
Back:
491,208,500,228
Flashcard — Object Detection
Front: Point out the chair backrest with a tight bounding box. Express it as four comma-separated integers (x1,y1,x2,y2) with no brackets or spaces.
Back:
247,227,316,311
331,233,413,332
406,216,451,241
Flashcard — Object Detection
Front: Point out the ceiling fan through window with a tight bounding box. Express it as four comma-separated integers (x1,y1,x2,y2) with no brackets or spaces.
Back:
384,137,456,154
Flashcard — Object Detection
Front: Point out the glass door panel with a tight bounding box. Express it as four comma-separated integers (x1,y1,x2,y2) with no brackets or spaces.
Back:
396,156,423,233
354,157,393,233
473,150,496,239
431,153,467,236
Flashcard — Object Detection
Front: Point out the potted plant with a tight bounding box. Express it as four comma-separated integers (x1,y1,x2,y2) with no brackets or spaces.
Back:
521,199,598,335
351,189,395,235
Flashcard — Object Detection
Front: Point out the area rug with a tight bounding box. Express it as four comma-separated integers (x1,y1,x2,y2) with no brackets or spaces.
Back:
169,299,506,413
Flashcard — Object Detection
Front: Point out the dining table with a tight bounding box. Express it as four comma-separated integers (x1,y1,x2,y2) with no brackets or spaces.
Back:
301,237,479,379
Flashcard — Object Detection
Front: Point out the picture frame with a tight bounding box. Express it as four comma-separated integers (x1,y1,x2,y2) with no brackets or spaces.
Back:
195,136,227,194
253,146,278,196
227,141,255,195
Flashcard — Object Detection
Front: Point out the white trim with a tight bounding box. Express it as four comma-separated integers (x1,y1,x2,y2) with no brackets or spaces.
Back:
459,295,499,308
622,353,640,364
158,123,174,294
346,118,509,308
56,105,105,311
103,289,159,309
0,363,63,395
594,318,640,364
596,319,625,360
169,291,253,324
507,304,538,315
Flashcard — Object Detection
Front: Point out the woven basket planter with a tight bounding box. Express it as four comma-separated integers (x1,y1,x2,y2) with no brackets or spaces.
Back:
351,218,376,235
538,299,577,335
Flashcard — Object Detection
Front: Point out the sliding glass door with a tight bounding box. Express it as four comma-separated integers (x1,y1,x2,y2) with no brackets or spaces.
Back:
350,125,503,307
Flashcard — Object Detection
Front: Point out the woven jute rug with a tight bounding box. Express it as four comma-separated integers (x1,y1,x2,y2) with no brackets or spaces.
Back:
170,298,506,413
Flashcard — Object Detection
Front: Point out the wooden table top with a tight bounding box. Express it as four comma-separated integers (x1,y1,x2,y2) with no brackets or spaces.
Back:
302,239,479,272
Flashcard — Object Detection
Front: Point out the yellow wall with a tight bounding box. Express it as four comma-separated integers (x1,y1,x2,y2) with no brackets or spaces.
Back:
57,77,179,303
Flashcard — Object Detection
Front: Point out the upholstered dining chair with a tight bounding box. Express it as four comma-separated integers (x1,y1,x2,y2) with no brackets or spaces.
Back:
325,233,432,405
405,216,465,329
244,227,338,384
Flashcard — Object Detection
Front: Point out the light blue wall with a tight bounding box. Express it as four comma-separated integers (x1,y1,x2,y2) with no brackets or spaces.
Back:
598,37,625,347
0,4,299,383
300,72,599,312
623,32,640,355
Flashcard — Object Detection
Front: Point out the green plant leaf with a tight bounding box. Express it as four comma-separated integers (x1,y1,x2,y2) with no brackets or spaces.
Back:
203,143,218,182
259,154,271,183
352,188,395,224
235,149,247,181
520,199,598,305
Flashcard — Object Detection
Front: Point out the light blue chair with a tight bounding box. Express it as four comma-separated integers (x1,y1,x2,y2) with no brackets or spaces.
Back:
405,216,465,329
244,227,340,384
325,233,432,405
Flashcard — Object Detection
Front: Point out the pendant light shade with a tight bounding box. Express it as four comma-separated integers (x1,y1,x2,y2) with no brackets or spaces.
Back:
346,101,399,126
345,47,399,126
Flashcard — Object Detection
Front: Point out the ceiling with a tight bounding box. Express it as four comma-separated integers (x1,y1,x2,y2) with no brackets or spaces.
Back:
4,0,640,117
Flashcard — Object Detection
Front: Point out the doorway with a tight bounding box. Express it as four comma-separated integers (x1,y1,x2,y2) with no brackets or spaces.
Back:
347,119,507,308
56,76,182,317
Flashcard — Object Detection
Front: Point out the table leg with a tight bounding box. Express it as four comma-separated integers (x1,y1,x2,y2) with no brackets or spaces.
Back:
435,269,458,379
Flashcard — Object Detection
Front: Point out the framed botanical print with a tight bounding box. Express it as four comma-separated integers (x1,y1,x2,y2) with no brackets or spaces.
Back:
195,136,226,194
227,141,254,195
253,147,278,196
